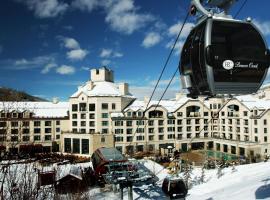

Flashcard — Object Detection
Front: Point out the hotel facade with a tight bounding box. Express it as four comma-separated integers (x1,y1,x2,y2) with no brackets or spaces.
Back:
1,67,270,159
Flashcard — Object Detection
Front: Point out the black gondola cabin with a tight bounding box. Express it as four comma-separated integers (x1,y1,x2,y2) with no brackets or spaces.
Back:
180,17,270,98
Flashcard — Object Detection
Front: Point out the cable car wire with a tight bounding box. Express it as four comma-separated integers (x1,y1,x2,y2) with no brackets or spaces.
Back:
234,0,248,18
125,11,190,149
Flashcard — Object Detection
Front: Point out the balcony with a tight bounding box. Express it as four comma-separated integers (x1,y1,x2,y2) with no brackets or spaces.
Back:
228,112,239,117
187,112,201,117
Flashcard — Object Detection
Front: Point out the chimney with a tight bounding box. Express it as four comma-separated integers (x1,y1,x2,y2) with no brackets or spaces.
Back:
86,81,93,90
119,83,129,95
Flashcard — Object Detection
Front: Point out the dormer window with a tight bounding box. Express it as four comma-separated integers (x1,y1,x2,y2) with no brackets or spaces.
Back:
96,69,99,74
12,113,17,118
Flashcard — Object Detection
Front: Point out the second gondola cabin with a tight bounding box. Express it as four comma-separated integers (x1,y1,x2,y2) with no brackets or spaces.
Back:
180,16,270,98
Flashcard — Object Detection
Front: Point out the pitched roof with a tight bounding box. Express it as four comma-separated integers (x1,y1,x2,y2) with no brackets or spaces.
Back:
70,81,135,98
0,101,69,118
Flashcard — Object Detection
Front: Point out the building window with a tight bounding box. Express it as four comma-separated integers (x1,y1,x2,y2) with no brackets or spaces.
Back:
101,136,106,143
12,113,18,118
72,121,77,126
56,135,60,139
23,121,29,127
102,103,108,110
102,129,108,134
136,120,144,126
34,135,40,141
89,121,95,127
168,134,175,139
34,121,40,126
158,135,164,140
102,121,108,126
102,113,108,118
254,120,257,125
45,128,51,133
178,134,182,140
167,120,175,125
56,120,60,125
264,136,267,142
167,127,175,132
127,112,131,117
89,104,95,111
264,120,267,125
127,136,133,142
56,128,61,132
186,119,191,125
112,103,116,110
45,121,51,126
11,136,18,141
126,121,132,126
204,112,209,116
79,103,86,111
23,129,29,134
136,128,144,133
11,129,18,134
149,135,154,141
158,128,164,133
254,128,258,133
81,139,89,154
136,136,144,141
115,121,123,126
34,128,40,134
115,129,123,134
255,136,258,142
81,121,86,126
11,121,18,127
137,112,142,117
187,126,191,132
264,128,267,134
115,136,123,142
72,114,77,119
158,120,164,126
89,113,95,119
0,122,7,127
64,138,71,153
73,139,80,154
148,128,154,133
243,111,248,116
177,112,182,117
45,135,52,141
72,104,78,112
178,127,182,132
127,129,132,134
89,129,95,134
148,120,154,126
81,113,86,119
22,136,30,142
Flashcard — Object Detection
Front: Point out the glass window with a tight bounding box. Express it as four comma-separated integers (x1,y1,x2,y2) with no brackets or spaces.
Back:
64,138,71,153
45,121,51,126
34,128,40,134
102,103,108,110
89,104,95,111
34,121,40,126
11,129,18,134
45,135,51,141
45,128,51,133
82,139,89,154
112,103,116,110
102,113,108,118
89,113,95,119
72,104,78,112
211,20,267,83
23,129,29,134
34,135,40,141
73,139,80,154
23,136,30,141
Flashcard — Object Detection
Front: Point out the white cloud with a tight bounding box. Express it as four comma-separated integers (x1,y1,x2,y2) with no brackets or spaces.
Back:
149,77,179,87
100,49,112,58
23,0,68,18
81,66,91,71
142,32,162,48
67,49,88,61
100,48,123,58
166,40,185,56
253,19,270,36
56,65,75,75
101,60,111,66
72,0,99,12
12,56,55,70
168,22,194,39
62,37,80,49
41,63,57,74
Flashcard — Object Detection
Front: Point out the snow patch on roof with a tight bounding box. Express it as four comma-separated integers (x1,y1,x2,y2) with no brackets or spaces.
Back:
0,101,69,118
236,95,270,109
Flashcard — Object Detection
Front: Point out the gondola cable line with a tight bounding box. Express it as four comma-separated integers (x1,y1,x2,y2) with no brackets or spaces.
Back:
125,10,190,150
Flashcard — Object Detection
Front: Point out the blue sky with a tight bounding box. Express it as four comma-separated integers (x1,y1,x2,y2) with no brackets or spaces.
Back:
0,0,270,101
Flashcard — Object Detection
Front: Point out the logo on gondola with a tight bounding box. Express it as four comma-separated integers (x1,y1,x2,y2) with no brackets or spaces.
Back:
222,60,234,70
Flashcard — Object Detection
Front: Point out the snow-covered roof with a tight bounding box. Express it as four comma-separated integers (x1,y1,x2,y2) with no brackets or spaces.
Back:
70,81,135,98
124,96,190,113
236,95,270,110
111,112,124,118
0,101,69,118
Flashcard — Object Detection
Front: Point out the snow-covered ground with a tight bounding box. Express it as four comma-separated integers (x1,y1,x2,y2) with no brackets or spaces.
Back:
1,159,270,199
90,160,270,200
